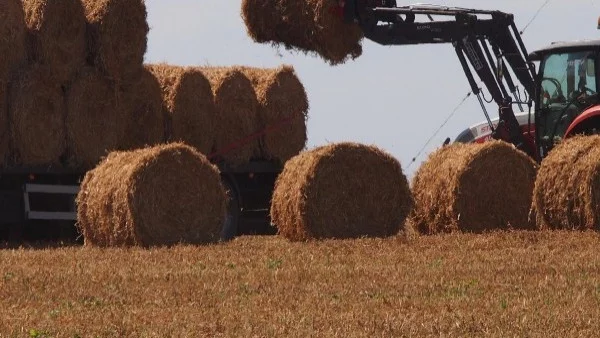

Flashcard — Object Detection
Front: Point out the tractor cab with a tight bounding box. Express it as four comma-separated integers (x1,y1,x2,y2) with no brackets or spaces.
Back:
530,40,600,156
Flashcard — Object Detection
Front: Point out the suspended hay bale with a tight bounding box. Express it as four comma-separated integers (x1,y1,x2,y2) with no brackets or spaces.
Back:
241,0,363,65
120,67,165,150
66,67,124,169
75,143,227,247
198,66,259,165
22,0,86,85
8,64,66,166
146,64,214,154
410,140,538,234
0,0,27,82
82,0,148,81
270,142,413,241
240,65,308,163
531,135,600,230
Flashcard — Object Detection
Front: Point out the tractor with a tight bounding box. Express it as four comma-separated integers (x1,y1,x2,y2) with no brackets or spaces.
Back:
341,1,600,162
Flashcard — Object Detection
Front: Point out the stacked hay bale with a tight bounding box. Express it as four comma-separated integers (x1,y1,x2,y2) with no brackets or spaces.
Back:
0,0,27,166
81,0,148,83
0,0,27,80
240,65,308,163
241,0,363,65
6,0,85,166
4,0,153,168
410,140,538,234
198,66,260,165
66,67,124,169
531,135,600,230
270,142,413,241
8,64,66,165
59,0,153,168
76,143,227,247
146,64,215,154
22,0,86,86
119,67,165,150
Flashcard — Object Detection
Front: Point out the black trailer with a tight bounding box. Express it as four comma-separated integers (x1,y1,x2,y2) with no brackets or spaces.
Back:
0,159,282,243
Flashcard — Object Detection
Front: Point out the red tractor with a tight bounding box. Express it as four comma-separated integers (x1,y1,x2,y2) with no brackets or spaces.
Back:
342,2,600,162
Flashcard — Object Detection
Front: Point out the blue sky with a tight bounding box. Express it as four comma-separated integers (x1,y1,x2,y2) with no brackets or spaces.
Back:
143,0,600,179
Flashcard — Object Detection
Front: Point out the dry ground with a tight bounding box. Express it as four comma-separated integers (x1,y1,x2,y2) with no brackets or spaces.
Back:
1,231,600,337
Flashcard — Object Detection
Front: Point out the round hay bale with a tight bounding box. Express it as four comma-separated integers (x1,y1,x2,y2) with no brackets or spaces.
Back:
8,64,66,166
410,140,538,234
241,0,363,65
270,142,413,241
82,0,148,81
120,67,165,150
240,65,308,163
22,0,86,85
0,0,27,83
75,143,227,247
66,67,124,169
198,66,259,165
531,135,600,230
146,64,214,154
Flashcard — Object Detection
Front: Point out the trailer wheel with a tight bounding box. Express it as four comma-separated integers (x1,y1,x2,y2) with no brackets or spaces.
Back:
221,178,240,242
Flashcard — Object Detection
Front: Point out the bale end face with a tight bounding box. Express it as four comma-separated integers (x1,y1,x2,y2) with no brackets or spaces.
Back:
410,141,538,234
76,143,227,247
8,64,66,166
270,142,413,241
531,135,600,230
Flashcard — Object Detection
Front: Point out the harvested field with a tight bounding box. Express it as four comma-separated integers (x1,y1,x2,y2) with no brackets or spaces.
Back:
82,0,148,81
146,64,214,154
1,231,600,336
8,64,66,166
76,143,226,247
240,65,308,163
0,0,27,83
120,67,165,150
531,135,600,230
198,66,259,164
411,140,538,234
241,0,363,65
66,67,123,169
271,142,412,241
22,0,86,85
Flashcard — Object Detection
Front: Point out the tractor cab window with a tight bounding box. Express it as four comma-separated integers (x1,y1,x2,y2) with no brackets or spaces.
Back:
538,50,598,145
540,51,596,105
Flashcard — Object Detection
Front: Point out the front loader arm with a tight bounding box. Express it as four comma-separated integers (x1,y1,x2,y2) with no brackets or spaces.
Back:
343,2,537,154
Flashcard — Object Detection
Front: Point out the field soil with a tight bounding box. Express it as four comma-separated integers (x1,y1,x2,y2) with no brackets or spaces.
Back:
1,231,600,337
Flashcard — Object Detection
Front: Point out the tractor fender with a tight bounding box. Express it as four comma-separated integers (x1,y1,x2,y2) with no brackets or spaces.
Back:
565,105,600,137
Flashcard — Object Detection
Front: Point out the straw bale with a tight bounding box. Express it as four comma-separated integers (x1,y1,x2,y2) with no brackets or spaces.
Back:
270,142,413,241
66,67,124,169
410,140,538,234
0,0,27,82
241,0,363,65
76,143,227,247
0,83,8,166
22,0,86,85
146,64,214,154
8,64,66,166
120,67,165,150
240,65,308,163
198,67,259,165
531,135,600,230
82,0,148,81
